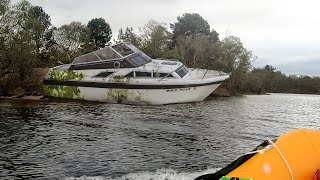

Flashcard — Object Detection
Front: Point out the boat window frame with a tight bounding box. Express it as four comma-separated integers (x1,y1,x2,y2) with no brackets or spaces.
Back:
175,65,189,78
161,61,178,66
124,71,134,78
92,71,114,78
111,43,135,57
153,72,174,78
72,57,125,65
72,47,124,65
71,43,152,68
125,53,151,67
135,71,152,78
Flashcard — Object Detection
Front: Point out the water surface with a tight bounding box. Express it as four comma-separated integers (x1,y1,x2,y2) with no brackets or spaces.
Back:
0,93,319,179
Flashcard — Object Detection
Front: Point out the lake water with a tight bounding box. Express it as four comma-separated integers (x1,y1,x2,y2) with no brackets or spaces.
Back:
0,93,319,180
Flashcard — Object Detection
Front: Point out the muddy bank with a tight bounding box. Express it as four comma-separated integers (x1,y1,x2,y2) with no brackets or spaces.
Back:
211,87,231,97
0,68,48,98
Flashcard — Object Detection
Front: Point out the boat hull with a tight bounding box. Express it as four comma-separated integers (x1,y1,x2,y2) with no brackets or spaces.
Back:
43,83,221,105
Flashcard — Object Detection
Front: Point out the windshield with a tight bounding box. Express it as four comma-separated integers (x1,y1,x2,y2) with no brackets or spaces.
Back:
73,47,121,64
112,43,134,57
175,65,189,78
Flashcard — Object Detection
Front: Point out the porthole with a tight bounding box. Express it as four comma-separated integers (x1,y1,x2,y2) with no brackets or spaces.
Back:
114,61,120,68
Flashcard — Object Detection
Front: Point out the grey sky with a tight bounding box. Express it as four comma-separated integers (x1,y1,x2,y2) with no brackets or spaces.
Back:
14,0,320,75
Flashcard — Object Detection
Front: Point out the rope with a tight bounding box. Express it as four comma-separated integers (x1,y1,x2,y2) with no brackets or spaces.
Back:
233,140,294,180
234,145,272,161
267,139,294,180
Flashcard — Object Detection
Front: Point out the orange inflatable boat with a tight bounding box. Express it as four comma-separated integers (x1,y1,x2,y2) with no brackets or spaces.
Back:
195,129,320,180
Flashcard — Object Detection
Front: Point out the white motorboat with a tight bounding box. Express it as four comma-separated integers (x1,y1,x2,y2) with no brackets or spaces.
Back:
43,42,229,105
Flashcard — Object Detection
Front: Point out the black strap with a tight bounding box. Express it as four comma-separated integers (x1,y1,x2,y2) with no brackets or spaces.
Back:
194,140,273,180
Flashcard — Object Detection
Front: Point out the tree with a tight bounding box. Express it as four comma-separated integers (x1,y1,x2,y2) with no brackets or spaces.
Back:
177,34,213,68
51,22,91,64
87,18,112,50
0,0,11,74
0,0,52,79
28,5,51,29
170,13,220,68
209,29,219,43
264,64,276,72
0,0,9,16
171,13,211,46
140,20,172,58
117,27,141,47
213,36,255,93
27,5,52,66
9,30,37,80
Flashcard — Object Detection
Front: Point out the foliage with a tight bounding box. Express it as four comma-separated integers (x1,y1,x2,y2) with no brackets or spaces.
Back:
43,70,84,99
113,75,127,83
177,34,213,68
117,27,142,47
0,0,51,79
171,13,210,45
140,20,172,59
47,70,84,81
169,13,221,70
212,36,254,94
51,22,91,64
0,0,9,16
87,18,112,50
246,65,320,94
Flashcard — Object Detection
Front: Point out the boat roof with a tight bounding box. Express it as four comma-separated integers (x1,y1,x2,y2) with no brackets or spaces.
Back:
72,42,152,65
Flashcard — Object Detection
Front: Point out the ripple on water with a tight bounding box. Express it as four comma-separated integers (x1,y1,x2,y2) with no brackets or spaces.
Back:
1,94,320,179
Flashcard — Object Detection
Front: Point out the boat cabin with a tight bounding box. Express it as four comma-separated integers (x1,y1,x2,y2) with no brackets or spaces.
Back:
64,42,189,79
69,43,152,70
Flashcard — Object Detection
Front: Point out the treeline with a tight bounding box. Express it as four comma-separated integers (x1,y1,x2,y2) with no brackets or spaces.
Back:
0,0,319,96
246,65,320,94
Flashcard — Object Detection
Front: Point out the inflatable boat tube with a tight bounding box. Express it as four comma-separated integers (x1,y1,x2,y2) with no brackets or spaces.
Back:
195,129,320,180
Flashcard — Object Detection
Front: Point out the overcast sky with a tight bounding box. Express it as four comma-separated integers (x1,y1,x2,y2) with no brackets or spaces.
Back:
13,0,320,75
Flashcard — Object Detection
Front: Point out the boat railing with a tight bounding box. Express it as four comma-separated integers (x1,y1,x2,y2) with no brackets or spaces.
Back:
158,68,177,82
195,68,228,79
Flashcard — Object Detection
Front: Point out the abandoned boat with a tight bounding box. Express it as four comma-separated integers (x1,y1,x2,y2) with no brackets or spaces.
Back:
43,42,229,105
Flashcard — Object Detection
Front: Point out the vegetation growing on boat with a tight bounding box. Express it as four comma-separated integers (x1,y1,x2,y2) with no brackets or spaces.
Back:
113,75,128,83
43,70,84,99
47,70,84,81
43,85,83,99
111,89,128,103
106,89,150,104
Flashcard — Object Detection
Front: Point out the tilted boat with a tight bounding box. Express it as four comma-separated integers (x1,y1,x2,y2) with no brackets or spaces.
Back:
43,42,229,105
195,129,320,180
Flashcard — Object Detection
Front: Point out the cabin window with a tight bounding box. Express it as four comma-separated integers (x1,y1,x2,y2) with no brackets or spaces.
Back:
93,71,113,78
112,44,134,57
135,71,152,77
95,47,121,60
161,61,178,65
153,72,174,78
73,53,100,64
175,65,189,78
130,55,149,66
125,43,152,62
124,72,134,77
